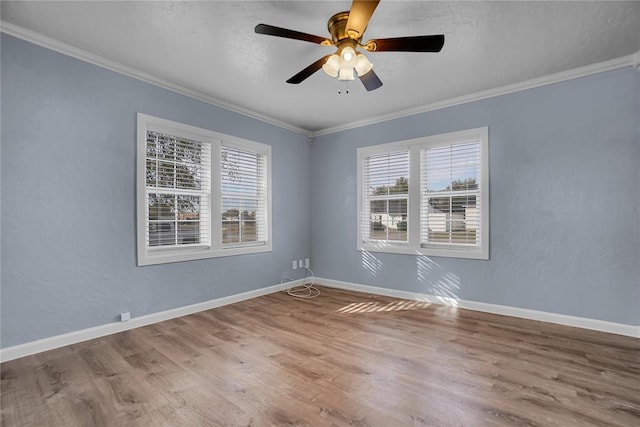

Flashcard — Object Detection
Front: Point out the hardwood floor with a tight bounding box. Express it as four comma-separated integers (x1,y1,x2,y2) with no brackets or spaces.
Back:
2,286,639,426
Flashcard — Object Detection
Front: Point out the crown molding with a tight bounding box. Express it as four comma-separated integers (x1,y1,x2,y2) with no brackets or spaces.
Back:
0,21,312,137
313,52,639,137
3,21,637,139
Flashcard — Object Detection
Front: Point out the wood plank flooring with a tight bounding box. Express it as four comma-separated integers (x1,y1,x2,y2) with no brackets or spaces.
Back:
1,286,639,426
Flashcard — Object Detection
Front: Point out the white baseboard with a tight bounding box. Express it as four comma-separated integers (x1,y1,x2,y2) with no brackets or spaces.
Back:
316,277,640,339
3,277,636,363
0,279,301,363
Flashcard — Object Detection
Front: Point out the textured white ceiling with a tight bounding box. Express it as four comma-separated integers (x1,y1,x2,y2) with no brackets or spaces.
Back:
2,1,639,133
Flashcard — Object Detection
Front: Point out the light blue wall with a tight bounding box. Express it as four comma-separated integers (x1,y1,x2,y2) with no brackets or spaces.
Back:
1,34,312,347
311,68,640,326
2,33,639,349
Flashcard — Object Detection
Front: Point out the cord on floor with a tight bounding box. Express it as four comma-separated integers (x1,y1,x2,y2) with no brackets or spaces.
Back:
281,267,320,299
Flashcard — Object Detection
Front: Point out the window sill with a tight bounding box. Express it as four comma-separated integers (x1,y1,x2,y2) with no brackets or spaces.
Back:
359,242,488,260
138,243,272,266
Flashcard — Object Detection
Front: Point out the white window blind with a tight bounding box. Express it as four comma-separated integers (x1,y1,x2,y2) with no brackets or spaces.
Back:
362,151,409,242
357,127,488,259
137,113,272,266
145,131,211,249
221,145,267,246
421,141,481,249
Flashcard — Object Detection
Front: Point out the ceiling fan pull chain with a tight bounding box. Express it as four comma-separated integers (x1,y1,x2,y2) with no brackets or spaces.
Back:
337,80,350,95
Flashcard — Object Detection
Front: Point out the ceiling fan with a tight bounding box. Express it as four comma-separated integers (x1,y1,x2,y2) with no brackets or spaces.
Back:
255,0,444,91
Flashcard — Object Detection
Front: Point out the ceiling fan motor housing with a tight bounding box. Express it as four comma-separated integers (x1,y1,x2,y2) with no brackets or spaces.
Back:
328,11,363,58
328,11,362,44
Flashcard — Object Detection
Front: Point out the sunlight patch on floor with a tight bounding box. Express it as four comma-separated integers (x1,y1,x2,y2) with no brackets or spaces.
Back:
337,300,432,314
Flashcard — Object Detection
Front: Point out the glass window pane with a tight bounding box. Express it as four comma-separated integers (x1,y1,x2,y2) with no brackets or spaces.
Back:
388,199,407,216
149,222,175,246
222,221,239,244
222,199,240,220
241,220,257,242
241,200,257,220
428,230,450,243
178,222,200,245
176,163,201,190
388,177,408,195
427,196,450,214
366,152,409,197
370,221,387,241
222,147,260,197
148,194,175,221
451,230,476,244
157,137,176,161
370,200,387,214
424,142,479,192
146,159,157,186
157,162,175,188
176,140,202,164
425,195,478,244
177,195,200,219
146,137,157,159
387,227,407,242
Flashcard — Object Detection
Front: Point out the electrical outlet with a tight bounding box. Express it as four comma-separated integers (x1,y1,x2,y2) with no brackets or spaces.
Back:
298,259,304,268
304,258,310,268
120,312,131,322
292,260,297,270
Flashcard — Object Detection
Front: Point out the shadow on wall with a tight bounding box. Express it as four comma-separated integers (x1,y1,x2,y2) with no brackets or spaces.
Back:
360,247,461,305
417,255,461,305
361,250,383,276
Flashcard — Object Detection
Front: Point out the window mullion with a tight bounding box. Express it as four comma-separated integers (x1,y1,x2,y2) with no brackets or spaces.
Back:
408,146,421,249
173,194,178,246
210,141,222,250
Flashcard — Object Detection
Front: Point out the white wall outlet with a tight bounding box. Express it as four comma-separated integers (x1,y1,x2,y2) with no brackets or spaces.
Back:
298,259,304,268
304,258,310,268
292,260,297,270
120,312,131,322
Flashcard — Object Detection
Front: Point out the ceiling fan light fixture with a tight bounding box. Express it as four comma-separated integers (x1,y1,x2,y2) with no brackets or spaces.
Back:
340,46,357,67
322,54,341,77
338,67,355,81
355,53,373,76
341,46,355,62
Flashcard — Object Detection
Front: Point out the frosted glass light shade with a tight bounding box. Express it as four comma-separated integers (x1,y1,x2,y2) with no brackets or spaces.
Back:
338,67,355,81
355,53,373,76
340,47,357,68
322,54,341,77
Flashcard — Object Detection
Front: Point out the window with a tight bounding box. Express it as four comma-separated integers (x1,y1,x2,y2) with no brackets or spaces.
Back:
363,151,409,243
145,131,211,249
357,127,488,259
137,114,271,266
221,145,267,247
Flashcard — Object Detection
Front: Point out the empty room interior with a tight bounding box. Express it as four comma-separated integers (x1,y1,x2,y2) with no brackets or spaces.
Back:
1,1,639,426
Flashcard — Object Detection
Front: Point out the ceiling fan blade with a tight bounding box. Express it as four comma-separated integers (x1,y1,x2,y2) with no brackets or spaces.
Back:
255,24,329,45
346,0,380,39
367,35,445,52
359,69,383,91
286,55,332,84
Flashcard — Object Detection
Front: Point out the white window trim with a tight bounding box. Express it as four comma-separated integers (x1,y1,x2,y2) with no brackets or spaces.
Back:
357,127,489,260
137,113,272,266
